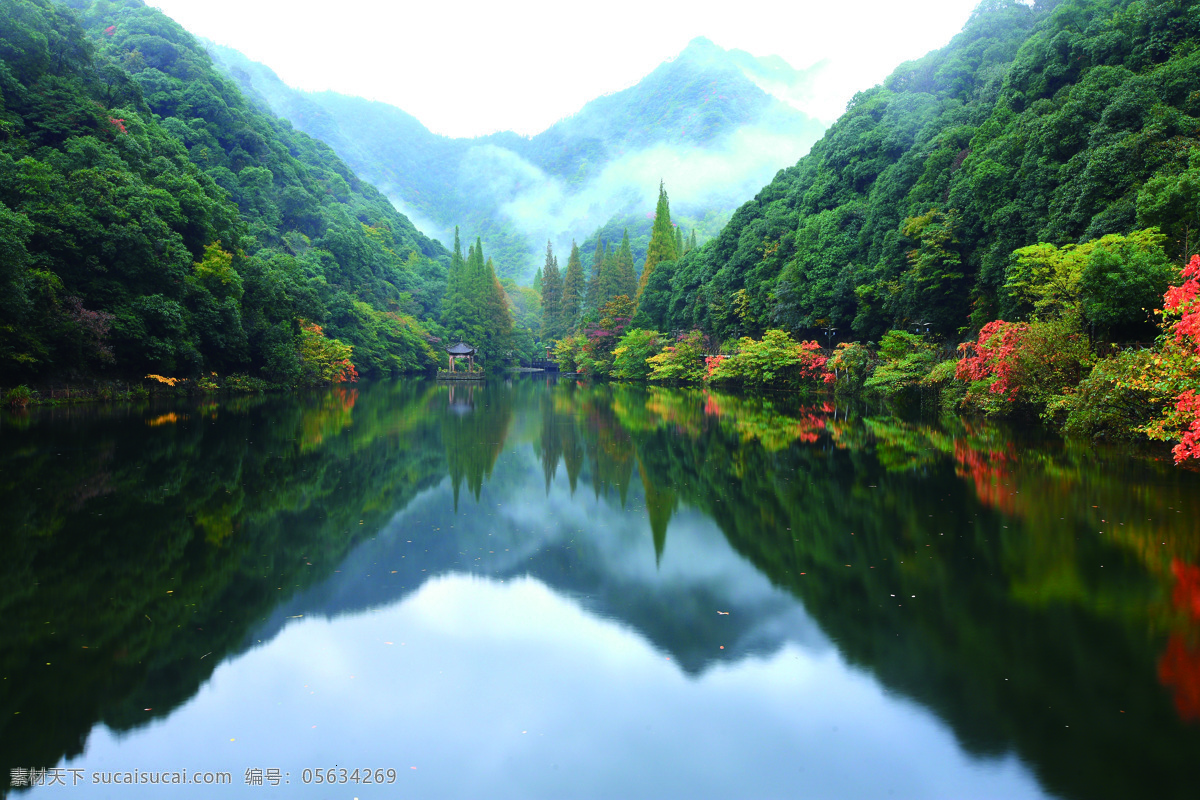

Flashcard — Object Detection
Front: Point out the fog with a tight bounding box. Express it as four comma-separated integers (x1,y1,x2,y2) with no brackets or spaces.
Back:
466,121,824,273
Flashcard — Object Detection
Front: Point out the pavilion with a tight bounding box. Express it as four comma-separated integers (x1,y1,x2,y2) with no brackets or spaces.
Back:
445,342,477,373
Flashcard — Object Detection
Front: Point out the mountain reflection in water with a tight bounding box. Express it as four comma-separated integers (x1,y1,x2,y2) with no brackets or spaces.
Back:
1,378,1197,799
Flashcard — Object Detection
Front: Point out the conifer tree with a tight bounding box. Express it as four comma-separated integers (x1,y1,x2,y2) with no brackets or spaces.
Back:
598,245,616,304
615,230,638,300
675,226,684,259
442,226,475,341
466,238,489,321
561,241,585,334
540,241,563,341
483,256,513,352
533,266,543,294
601,241,617,307
586,237,605,313
637,182,677,304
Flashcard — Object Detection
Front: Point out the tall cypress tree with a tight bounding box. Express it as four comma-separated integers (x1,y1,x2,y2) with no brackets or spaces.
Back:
442,226,473,341
615,230,637,300
483,256,512,354
466,238,487,319
560,240,585,333
600,245,619,304
674,226,684,259
586,237,605,313
592,240,616,310
637,182,677,304
540,241,563,341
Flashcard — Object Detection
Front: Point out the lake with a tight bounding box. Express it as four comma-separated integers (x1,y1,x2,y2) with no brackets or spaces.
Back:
1,377,1198,799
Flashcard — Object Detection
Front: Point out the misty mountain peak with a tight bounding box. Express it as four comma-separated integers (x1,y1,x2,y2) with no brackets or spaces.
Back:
663,37,825,122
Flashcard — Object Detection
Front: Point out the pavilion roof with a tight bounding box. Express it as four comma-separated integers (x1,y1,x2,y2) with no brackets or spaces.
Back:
446,342,476,355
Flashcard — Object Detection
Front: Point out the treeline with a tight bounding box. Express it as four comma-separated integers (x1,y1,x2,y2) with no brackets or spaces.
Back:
535,184,701,344
0,0,457,387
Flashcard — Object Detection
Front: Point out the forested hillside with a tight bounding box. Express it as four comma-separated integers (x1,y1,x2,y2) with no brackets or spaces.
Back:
1,0,450,384
637,0,1200,343
208,37,828,281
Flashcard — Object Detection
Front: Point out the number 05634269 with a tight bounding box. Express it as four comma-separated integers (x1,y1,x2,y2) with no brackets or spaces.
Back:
300,768,397,784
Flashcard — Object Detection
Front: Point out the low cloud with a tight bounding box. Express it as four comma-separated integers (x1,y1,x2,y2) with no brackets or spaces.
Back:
460,122,825,276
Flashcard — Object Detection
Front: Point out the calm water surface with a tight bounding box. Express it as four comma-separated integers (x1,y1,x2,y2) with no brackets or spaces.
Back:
1,378,1198,799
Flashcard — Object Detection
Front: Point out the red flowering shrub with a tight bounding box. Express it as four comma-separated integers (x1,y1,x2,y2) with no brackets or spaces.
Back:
704,354,727,381
955,320,1028,399
1134,255,1200,463
956,316,1091,415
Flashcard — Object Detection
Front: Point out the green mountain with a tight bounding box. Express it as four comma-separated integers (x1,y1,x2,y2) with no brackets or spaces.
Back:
634,0,1200,343
1,0,449,384
206,37,830,280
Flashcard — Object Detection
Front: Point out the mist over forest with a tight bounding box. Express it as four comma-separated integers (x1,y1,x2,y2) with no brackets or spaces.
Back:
207,36,831,280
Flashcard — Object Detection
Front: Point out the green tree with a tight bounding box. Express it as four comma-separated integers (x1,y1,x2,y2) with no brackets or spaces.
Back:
637,182,677,305
611,329,664,380
298,321,357,384
895,209,968,335
586,238,606,313
615,231,638,300
1137,149,1200,265
540,242,563,341
1007,230,1176,340
442,228,478,342
561,241,586,334
481,256,513,363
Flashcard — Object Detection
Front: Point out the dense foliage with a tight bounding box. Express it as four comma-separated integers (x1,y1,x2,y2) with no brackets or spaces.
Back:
635,0,1200,343
0,0,448,385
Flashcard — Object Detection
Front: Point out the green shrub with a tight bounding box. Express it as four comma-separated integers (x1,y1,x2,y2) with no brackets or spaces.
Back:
707,330,828,389
826,342,874,393
864,331,939,401
647,331,706,383
611,329,664,380
224,373,270,393
1063,349,1159,440
5,385,34,408
552,333,588,373
1007,315,1094,407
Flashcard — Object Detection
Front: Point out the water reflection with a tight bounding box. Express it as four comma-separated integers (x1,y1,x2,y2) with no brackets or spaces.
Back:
1,379,1198,799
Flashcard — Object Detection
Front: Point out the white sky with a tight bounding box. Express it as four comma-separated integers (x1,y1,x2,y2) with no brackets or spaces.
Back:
149,0,986,138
